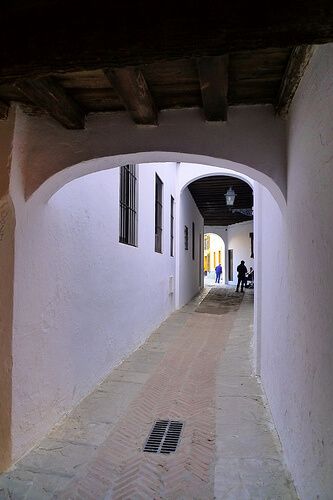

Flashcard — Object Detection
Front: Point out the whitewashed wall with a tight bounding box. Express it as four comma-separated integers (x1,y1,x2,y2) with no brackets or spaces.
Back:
10,161,199,462
177,187,204,308
258,45,333,499
227,221,254,284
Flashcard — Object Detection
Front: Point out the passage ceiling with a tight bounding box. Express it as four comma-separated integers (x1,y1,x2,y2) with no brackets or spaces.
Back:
0,2,331,128
188,176,253,226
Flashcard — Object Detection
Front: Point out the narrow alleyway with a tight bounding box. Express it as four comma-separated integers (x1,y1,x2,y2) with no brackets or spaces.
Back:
0,288,297,499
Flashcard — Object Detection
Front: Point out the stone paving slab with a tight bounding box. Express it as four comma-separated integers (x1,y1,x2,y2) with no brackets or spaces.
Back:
215,458,297,500
214,294,298,499
0,287,298,500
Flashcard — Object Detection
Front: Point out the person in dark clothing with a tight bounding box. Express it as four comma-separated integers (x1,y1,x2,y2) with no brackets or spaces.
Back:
215,263,222,283
236,260,247,292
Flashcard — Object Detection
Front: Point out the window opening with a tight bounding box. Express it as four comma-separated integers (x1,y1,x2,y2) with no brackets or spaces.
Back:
192,222,195,260
170,196,174,256
184,226,189,250
249,232,254,258
228,249,233,281
199,233,202,285
119,164,137,246
155,174,163,253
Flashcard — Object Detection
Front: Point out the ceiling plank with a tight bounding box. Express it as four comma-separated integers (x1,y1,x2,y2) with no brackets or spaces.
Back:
0,4,332,81
276,45,316,118
197,56,229,121
14,77,85,129
188,175,253,226
0,100,9,119
105,68,157,125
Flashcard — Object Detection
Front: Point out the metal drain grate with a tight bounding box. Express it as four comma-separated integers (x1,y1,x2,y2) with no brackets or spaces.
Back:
143,420,183,454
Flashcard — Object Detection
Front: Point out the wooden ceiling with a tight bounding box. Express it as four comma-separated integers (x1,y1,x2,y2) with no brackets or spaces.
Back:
0,49,291,114
0,2,332,128
188,176,253,226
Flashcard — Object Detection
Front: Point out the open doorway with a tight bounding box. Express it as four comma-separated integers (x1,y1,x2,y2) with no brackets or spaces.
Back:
204,233,225,286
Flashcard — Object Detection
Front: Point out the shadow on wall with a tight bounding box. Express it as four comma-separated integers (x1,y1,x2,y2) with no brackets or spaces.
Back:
0,195,15,471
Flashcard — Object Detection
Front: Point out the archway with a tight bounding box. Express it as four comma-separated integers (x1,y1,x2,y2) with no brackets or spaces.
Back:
31,153,283,213
6,151,282,468
28,155,267,365
204,233,226,285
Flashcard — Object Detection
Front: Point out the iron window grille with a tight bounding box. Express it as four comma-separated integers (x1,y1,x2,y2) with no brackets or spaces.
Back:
155,174,163,253
119,164,137,246
170,196,175,256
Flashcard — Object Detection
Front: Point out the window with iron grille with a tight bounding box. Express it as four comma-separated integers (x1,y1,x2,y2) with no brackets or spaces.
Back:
170,196,174,257
119,164,137,246
155,174,163,253
184,226,188,250
192,222,195,260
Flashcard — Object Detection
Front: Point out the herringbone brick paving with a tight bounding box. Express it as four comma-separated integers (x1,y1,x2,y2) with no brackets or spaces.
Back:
55,290,239,499
0,287,297,499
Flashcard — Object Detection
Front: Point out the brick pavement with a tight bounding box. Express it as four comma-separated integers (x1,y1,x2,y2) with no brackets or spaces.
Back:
56,290,237,499
0,287,297,499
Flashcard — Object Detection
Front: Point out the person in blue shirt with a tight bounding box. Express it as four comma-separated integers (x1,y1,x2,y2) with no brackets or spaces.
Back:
215,263,222,284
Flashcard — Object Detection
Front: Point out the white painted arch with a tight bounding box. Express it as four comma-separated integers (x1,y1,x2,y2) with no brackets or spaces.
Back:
178,162,254,193
15,104,286,208
204,232,226,285
31,152,284,213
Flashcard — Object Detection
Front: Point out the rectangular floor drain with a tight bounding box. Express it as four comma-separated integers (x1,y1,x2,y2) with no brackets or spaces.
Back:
143,420,183,454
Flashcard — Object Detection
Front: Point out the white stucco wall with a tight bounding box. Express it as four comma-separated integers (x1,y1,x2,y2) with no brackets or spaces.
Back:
227,221,254,285
13,105,286,209
10,160,203,462
259,45,333,499
5,45,333,495
178,187,204,308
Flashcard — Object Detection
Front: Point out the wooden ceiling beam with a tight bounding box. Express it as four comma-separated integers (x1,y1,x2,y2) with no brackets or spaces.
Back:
14,77,85,129
276,45,316,118
0,4,332,81
197,56,229,121
105,68,157,125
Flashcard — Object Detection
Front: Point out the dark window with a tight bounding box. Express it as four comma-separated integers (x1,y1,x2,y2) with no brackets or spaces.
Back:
155,174,163,253
119,164,137,246
184,226,189,250
228,249,233,281
192,222,195,260
249,232,254,258
199,233,202,286
170,196,174,256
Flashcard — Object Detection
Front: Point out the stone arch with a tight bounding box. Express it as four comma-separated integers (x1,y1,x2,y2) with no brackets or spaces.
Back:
30,153,284,213
179,165,253,191
15,104,286,208
203,232,226,284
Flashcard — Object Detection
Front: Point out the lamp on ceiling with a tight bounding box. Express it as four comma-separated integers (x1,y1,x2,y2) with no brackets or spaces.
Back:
224,187,236,206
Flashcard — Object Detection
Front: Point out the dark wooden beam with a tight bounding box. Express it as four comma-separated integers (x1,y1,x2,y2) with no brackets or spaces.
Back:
105,68,157,125
14,77,85,129
0,100,9,119
0,3,332,81
197,56,229,121
276,45,316,118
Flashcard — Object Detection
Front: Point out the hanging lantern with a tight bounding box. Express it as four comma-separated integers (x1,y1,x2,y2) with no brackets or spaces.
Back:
225,187,236,206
